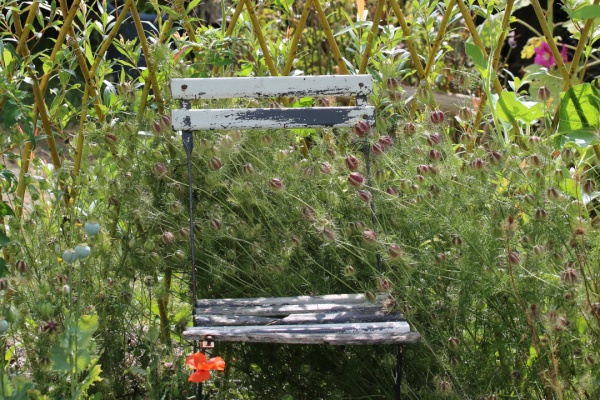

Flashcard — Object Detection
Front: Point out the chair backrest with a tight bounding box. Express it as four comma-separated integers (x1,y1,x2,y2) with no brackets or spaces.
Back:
170,75,375,131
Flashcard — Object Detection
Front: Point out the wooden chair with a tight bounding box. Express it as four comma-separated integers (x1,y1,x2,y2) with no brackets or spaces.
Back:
171,75,420,398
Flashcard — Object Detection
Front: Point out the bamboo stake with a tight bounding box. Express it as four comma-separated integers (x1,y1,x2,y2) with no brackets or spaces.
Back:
0,2,39,113
73,0,135,188
358,0,385,74
313,0,350,75
245,0,279,77
423,0,457,77
212,0,247,75
548,0,600,133
282,0,313,76
130,3,166,115
388,0,425,79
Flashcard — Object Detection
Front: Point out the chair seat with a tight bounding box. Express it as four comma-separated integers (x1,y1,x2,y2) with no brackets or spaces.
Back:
183,293,420,345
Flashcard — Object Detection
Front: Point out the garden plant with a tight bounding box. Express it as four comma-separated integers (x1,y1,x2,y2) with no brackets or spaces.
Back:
0,0,599,398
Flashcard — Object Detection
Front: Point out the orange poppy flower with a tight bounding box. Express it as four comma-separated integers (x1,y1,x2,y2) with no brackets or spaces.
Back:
185,353,226,383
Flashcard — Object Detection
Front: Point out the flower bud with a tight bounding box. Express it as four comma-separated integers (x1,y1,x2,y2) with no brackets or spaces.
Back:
358,190,372,202
162,232,175,246
208,157,222,171
448,337,460,350
561,268,577,285
583,179,595,194
430,110,445,125
261,135,274,147
459,107,473,121
269,178,284,191
372,143,385,157
354,121,370,137
538,86,551,102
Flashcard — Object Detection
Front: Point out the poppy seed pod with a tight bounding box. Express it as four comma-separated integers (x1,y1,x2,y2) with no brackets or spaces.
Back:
403,123,416,136
354,121,370,137
62,249,76,264
430,110,445,125
269,178,284,191
208,157,222,172
538,86,551,102
448,337,460,350
348,172,364,187
345,156,360,171
74,244,91,260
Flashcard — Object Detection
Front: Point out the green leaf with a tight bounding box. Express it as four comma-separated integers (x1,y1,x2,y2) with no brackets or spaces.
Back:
558,83,600,134
146,326,159,342
465,42,486,71
577,315,588,334
1,102,23,128
570,4,600,20
186,0,202,14
495,90,544,125
559,129,598,148
0,232,9,247
0,259,8,278
0,202,15,218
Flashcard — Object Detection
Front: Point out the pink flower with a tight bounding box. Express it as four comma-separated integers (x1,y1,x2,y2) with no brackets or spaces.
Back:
534,42,568,68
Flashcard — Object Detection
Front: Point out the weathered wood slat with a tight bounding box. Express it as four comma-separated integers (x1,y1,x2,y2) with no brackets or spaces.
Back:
172,107,375,131
195,293,387,308
182,322,420,345
170,75,373,100
194,312,405,326
194,302,382,317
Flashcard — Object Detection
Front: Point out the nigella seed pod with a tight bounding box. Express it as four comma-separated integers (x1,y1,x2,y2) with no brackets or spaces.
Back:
242,163,255,176
403,123,416,136
528,136,541,146
437,381,452,393
460,133,473,145
344,266,355,276
275,149,289,161
16,260,26,274
471,158,486,171
144,239,156,252
372,143,385,157
302,166,315,179
152,162,166,177
448,337,460,350
561,148,574,162
415,175,425,183
488,151,503,166
561,268,577,285
290,162,302,173
151,121,164,136
533,245,545,256
546,187,561,202
521,236,533,246
450,358,459,368
429,184,440,196
105,134,118,148
379,135,392,148
162,232,175,246
523,194,536,205
538,86,551,102
365,290,377,302
388,245,403,260
386,77,399,89
386,187,399,196
459,107,473,121
319,162,332,174
208,157,222,172
377,278,392,291
160,115,171,129
345,156,360,171
210,219,222,231
362,230,377,245
427,133,442,147
428,149,441,162
584,355,596,366
322,228,336,243
434,253,446,264
417,164,429,175
179,228,191,241
508,251,521,265
269,178,284,191
553,169,565,183
353,121,370,137
357,190,372,202
450,235,463,247
583,179,596,194
535,209,547,221
261,135,274,147
530,153,542,167
348,172,364,187
430,110,445,125
301,206,317,221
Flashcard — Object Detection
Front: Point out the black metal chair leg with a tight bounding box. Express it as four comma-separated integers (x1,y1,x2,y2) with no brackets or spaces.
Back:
395,345,403,400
